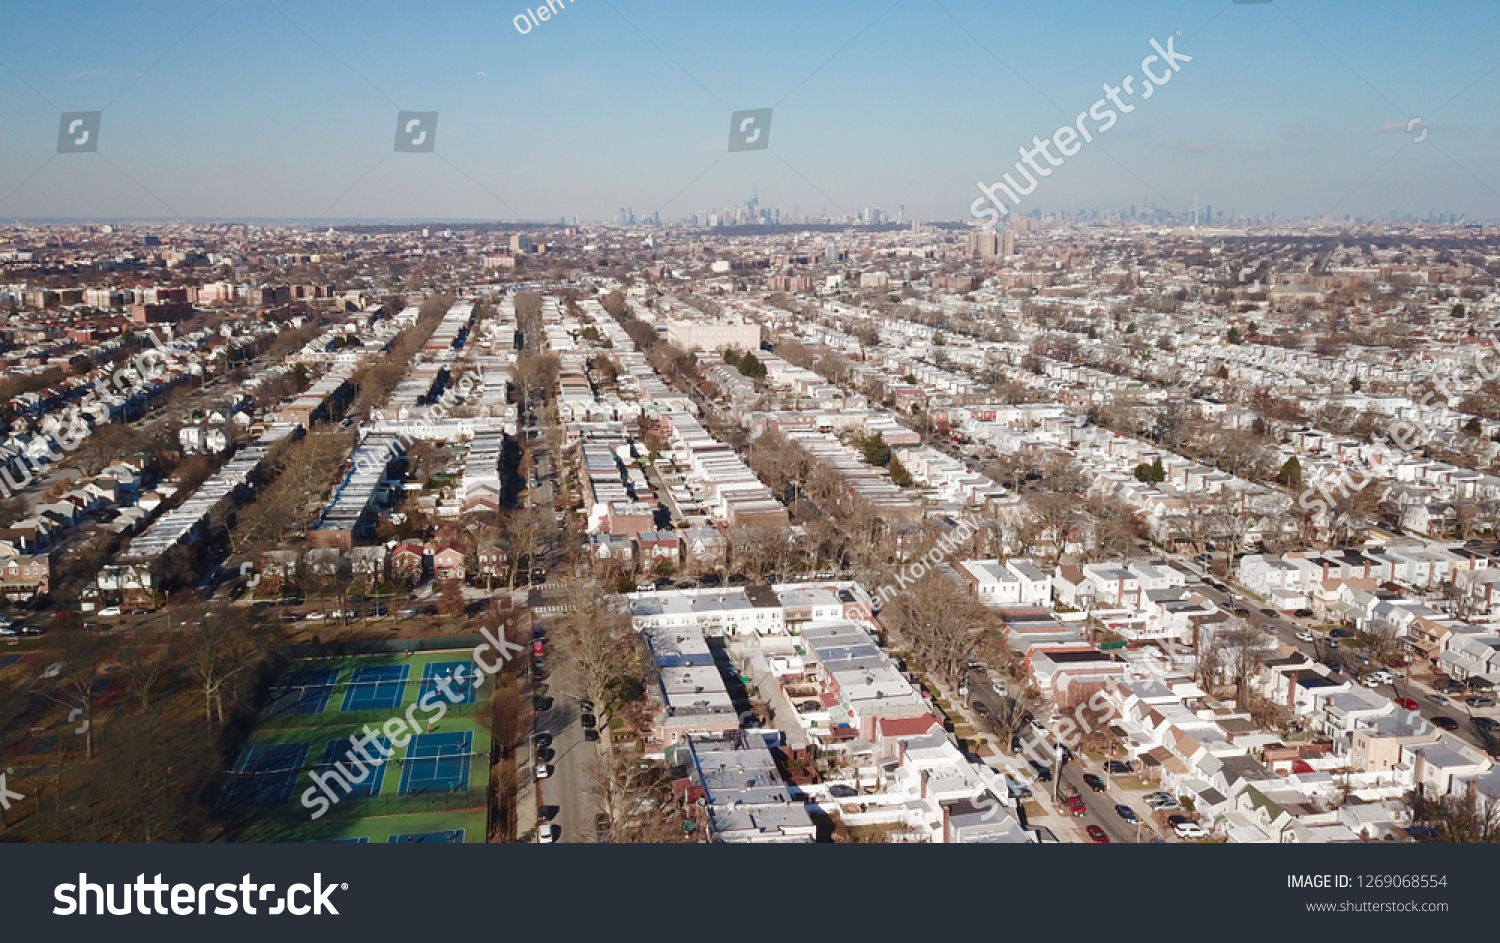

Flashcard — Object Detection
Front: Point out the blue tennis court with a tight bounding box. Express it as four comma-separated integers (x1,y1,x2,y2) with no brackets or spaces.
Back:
223,742,310,807
418,661,478,704
398,731,473,796
277,668,340,714
0,655,19,668
387,830,464,843
340,665,409,712
313,736,391,800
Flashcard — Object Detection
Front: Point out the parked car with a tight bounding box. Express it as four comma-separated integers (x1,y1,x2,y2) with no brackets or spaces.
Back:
1394,697,1419,710
1233,607,1250,616
0,624,18,637
1104,760,1133,775
1028,760,1052,782
536,823,559,843
1474,717,1500,731
1468,696,1496,709
1295,630,1314,643
580,714,597,729
1428,694,1451,706
97,606,122,617
1259,608,1278,617
1366,669,1393,685
1144,792,1180,812
535,764,554,780
19,625,44,636
1295,609,1315,619
1086,825,1110,843
533,733,553,749
583,728,599,742
1114,804,1138,823
1083,773,1106,793
1174,821,1208,839
1432,716,1460,731
1065,796,1088,816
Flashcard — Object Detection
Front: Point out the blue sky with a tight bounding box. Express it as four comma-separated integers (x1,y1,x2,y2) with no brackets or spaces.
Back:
2,0,1499,222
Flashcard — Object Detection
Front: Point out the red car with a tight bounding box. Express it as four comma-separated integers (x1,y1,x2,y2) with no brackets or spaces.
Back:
1086,825,1110,843
1394,697,1419,710
1065,796,1088,816
1387,658,1410,669
533,640,544,657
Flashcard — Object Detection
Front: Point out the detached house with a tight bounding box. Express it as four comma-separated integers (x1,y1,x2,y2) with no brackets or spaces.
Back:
0,554,49,600
431,543,466,581
391,542,427,583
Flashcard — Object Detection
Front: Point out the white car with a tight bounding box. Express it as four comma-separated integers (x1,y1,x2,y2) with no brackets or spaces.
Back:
0,624,19,637
536,823,559,843
1295,630,1314,643
43,662,64,679
1174,821,1208,839
1366,670,1393,686
535,764,554,780
304,611,326,621
98,606,122,618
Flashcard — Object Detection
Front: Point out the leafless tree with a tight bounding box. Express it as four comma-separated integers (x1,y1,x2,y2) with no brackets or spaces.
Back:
1406,788,1500,843
184,606,260,727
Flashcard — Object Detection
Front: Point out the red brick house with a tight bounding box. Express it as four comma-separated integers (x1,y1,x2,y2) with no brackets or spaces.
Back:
0,554,49,600
431,543,466,581
634,530,681,565
391,543,427,583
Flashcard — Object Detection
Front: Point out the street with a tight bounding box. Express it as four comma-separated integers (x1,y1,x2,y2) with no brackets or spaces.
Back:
534,629,599,843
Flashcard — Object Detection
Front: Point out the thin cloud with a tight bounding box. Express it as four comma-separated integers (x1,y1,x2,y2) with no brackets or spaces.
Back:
1184,141,1216,153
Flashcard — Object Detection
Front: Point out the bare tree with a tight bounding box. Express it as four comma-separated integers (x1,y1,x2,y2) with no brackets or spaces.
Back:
45,630,116,758
552,580,640,712
184,606,259,727
1406,788,1500,843
881,572,997,694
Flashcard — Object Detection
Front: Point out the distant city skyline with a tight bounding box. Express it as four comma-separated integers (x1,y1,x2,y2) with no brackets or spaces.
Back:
2,1,1499,222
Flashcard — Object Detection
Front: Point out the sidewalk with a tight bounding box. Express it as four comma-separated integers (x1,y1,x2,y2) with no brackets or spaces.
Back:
919,668,1089,841
514,746,537,840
